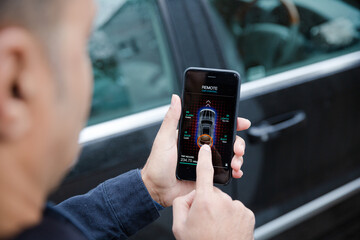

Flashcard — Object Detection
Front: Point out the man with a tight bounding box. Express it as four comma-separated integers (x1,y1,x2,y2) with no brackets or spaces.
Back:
0,0,255,239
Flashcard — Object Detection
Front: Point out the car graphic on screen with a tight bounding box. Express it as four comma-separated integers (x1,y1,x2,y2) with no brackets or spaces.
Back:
197,108,216,147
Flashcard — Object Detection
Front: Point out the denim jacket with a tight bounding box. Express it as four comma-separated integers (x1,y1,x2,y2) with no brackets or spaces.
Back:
15,169,163,240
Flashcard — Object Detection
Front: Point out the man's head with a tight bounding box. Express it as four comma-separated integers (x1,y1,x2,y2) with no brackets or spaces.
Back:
0,0,96,237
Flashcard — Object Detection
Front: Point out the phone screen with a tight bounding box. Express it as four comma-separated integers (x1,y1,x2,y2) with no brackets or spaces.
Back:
177,68,240,184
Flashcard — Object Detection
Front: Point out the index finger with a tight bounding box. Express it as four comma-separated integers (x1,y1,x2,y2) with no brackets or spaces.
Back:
196,145,214,193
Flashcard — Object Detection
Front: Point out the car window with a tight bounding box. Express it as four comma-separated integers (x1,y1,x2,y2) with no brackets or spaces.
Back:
88,0,176,125
210,0,360,82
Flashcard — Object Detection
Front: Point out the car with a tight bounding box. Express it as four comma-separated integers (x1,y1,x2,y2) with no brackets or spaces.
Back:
50,0,360,239
197,108,216,147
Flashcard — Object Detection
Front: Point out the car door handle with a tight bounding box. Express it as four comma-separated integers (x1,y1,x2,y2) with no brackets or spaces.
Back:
247,110,306,143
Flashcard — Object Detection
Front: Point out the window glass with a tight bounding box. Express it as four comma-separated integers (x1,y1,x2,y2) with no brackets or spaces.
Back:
210,0,360,82
88,0,176,125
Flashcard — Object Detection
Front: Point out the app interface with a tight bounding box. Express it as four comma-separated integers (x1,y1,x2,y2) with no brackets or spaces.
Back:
179,70,238,170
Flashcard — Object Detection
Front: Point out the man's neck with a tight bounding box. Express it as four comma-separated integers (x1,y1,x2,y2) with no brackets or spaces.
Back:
0,154,45,239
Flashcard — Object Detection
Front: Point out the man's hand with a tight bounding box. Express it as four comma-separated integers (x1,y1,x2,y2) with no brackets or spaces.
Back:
172,145,255,240
141,94,251,207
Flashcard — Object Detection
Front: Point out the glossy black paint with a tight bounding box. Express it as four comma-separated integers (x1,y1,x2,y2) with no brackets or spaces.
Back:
236,67,360,226
274,191,360,240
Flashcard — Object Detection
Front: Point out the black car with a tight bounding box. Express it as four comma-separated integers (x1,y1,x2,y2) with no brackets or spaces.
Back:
51,0,360,239
197,108,216,147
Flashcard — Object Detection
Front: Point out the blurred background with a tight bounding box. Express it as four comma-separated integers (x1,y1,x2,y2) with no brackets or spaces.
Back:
50,0,360,239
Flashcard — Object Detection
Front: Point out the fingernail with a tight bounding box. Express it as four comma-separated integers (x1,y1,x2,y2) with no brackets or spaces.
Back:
171,94,176,107
202,144,210,151
246,119,251,127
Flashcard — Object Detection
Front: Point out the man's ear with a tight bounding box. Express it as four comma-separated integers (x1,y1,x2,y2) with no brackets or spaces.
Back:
0,28,38,141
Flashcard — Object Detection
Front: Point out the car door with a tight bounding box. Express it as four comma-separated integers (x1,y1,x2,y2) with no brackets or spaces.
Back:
131,0,360,239
208,0,360,239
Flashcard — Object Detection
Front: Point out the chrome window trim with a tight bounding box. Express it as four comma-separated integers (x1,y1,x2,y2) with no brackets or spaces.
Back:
241,51,360,100
79,105,169,144
79,51,360,144
254,177,360,240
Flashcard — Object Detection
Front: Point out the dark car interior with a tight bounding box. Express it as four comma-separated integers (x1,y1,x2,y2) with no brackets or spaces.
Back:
212,0,360,81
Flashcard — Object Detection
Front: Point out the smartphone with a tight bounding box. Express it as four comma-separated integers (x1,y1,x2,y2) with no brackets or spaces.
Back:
176,67,241,185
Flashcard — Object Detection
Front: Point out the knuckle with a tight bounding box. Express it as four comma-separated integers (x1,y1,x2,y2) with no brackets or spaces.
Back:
240,156,244,165
241,147,246,156
197,196,212,211
246,208,256,224
197,196,210,206
221,192,233,203
233,200,245,208
240,148,245,156
234,155,242,163
241,138,246,147
240,138,246,152
232,200,245,215
233,201,255,225
213,186,224,195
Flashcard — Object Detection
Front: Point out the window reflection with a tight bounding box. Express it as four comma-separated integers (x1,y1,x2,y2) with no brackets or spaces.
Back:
88,0,176,125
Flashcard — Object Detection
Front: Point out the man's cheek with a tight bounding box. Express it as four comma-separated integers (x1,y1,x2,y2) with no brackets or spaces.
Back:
69,144,81,168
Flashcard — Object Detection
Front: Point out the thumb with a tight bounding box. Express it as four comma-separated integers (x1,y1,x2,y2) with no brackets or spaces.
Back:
172,190,196,227
157,94,181,140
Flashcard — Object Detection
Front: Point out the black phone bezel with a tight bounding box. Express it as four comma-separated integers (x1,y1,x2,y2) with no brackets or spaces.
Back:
176,67,241,185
